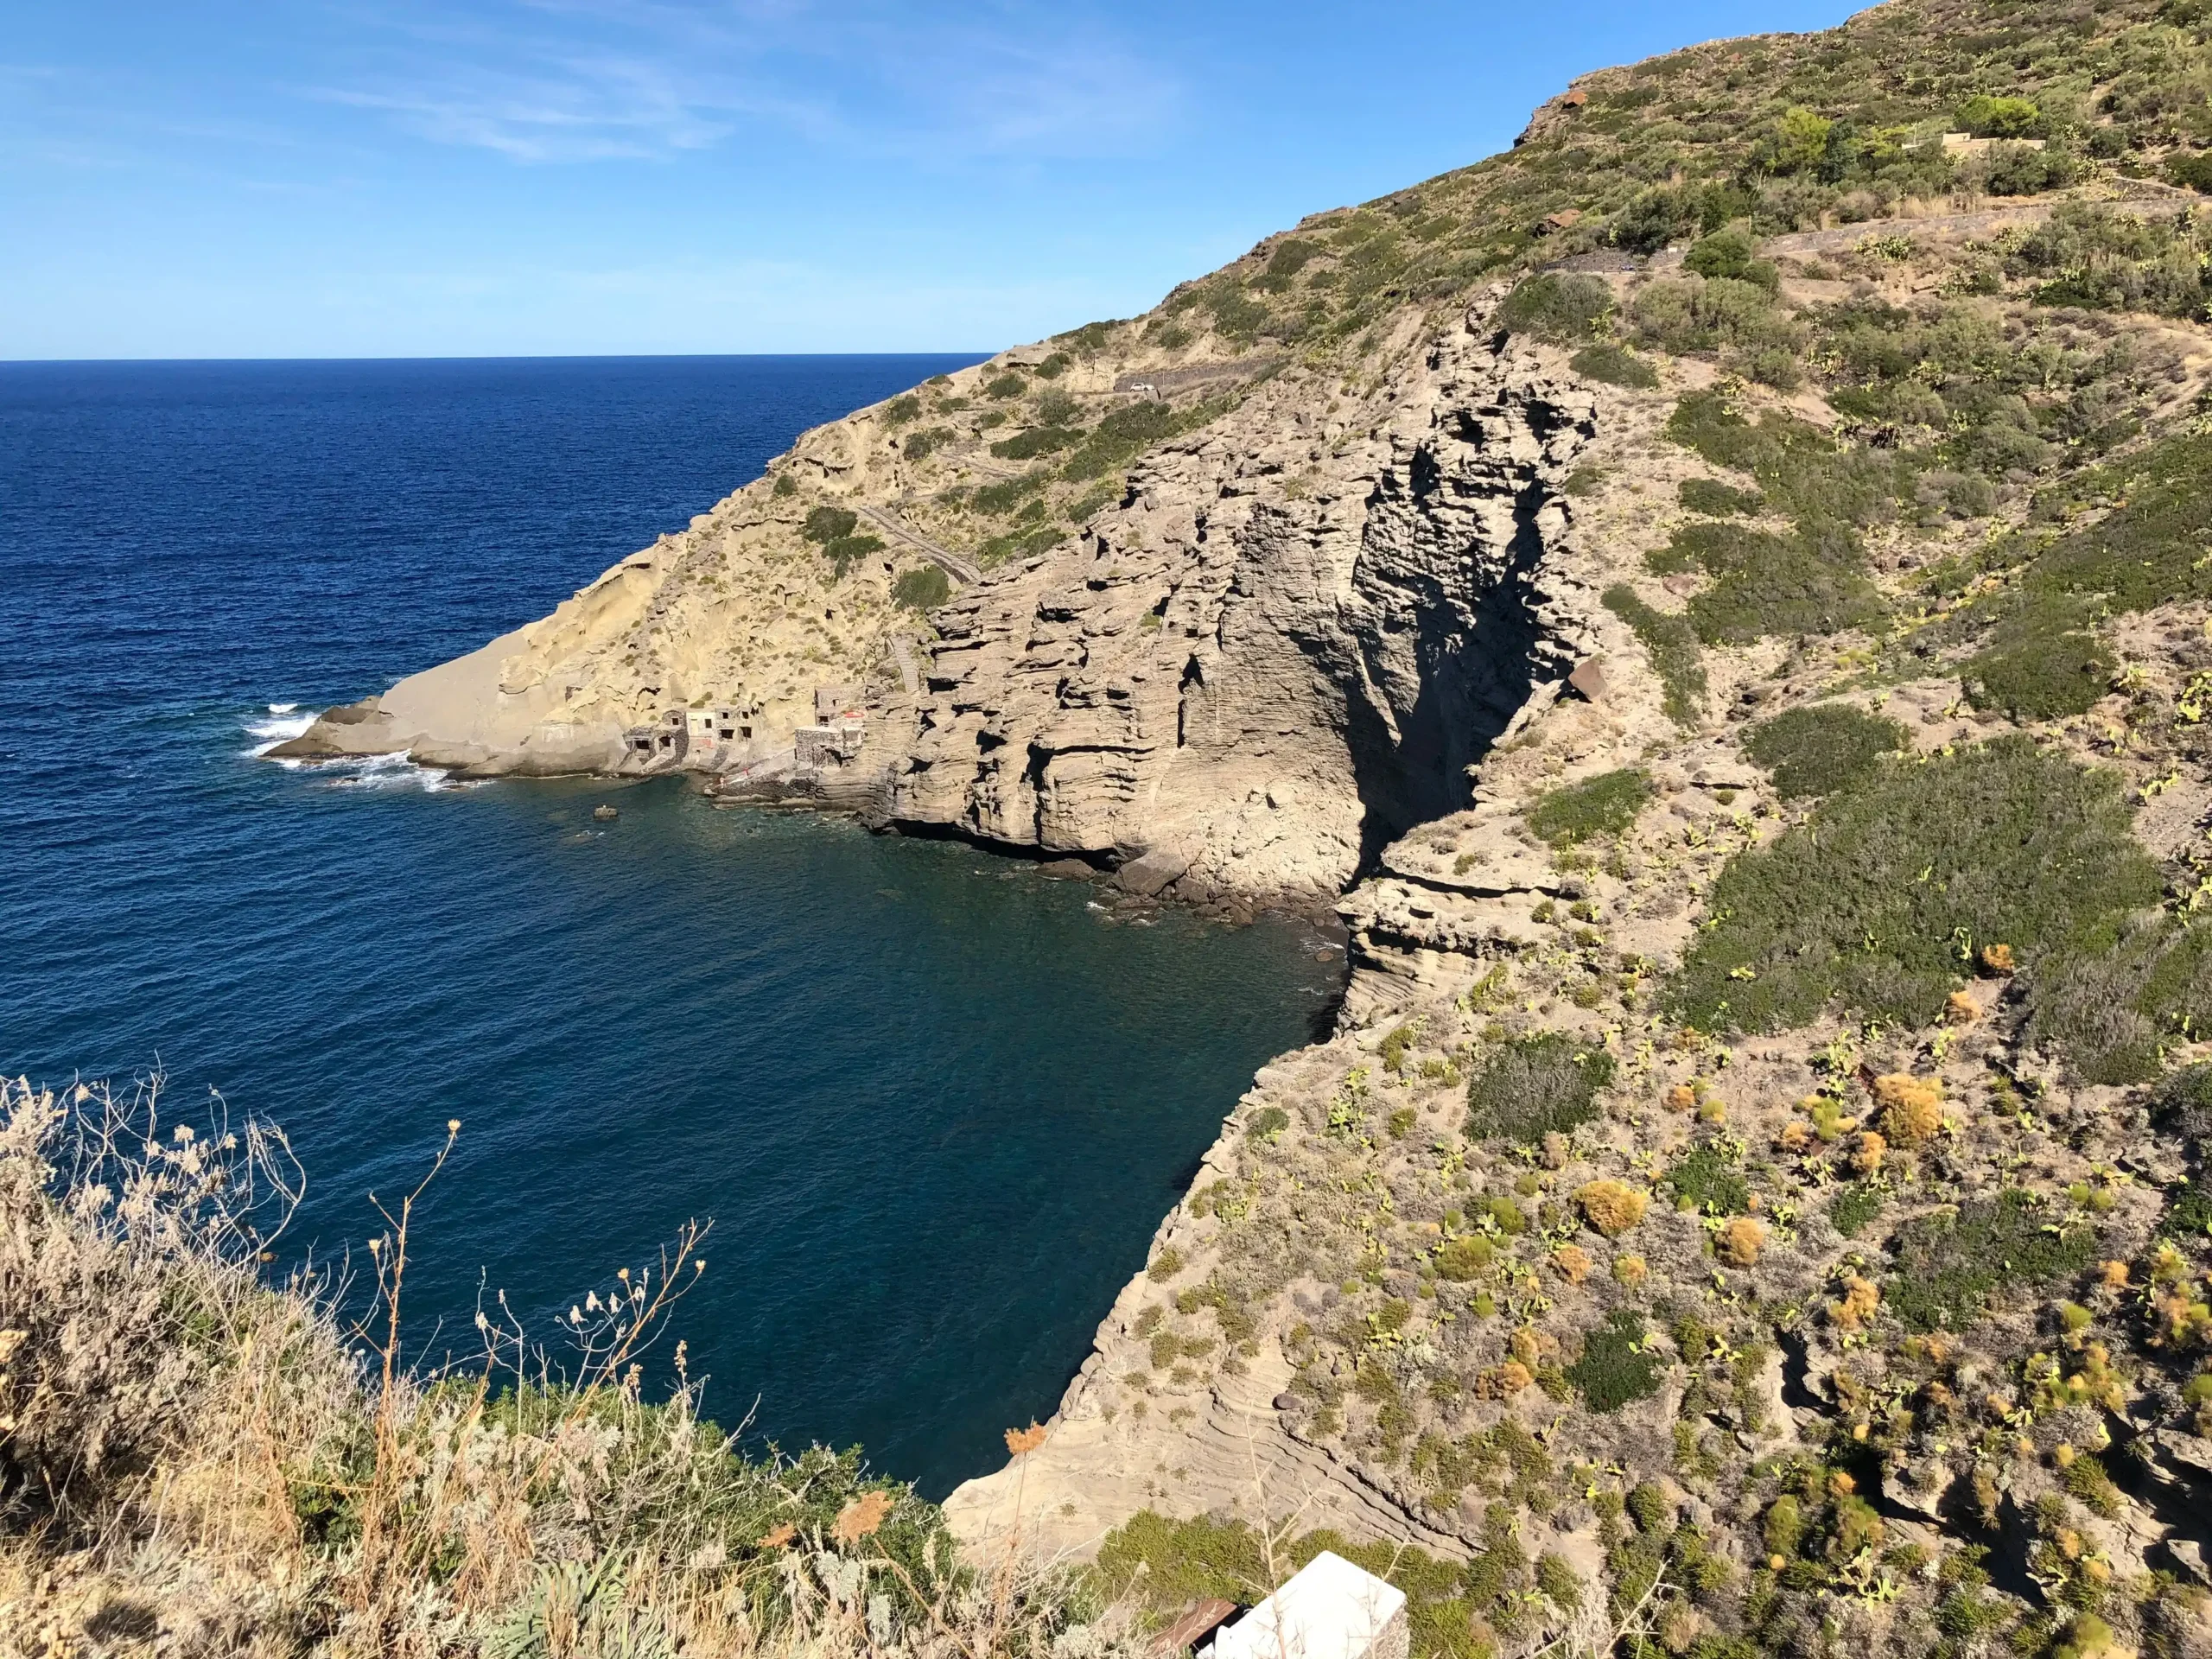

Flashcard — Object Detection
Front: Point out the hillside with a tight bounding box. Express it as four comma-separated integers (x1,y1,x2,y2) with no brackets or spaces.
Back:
29,0,2212,1653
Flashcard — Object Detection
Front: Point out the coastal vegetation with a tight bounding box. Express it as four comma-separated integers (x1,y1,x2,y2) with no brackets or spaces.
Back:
0,1076,1090,1656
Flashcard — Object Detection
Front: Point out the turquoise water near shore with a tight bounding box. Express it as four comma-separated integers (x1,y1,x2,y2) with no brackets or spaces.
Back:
0,357,1338,1495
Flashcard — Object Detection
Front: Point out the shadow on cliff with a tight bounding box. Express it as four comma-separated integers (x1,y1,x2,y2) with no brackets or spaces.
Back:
1343,474,1552,878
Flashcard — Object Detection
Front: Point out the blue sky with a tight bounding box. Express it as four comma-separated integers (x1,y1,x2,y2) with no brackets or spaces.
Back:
3,1,1862,359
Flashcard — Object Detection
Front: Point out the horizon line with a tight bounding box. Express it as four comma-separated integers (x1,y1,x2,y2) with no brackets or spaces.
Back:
0,350,1001,367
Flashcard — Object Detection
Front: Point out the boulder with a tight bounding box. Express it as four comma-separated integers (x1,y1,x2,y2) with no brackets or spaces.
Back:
1116,848,1190,898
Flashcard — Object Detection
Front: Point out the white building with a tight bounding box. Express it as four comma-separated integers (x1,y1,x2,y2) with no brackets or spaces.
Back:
1205,1553,1408,1659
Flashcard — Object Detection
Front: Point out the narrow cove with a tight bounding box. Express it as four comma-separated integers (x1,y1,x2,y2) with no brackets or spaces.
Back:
0,357,1336,1496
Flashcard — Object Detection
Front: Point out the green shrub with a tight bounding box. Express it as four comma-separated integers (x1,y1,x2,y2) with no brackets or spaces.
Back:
2005,205,2210,318
1033,351,1071,378
1763,1494,1805,1558
1679,478,1761,516
1465,1034,1615,1145
1481,1196,1529,1236
1681,230,1778,294
1497,273,1613,342
822,534,883,575
1663,392,1909,528
1979,141,2075,196
2024,912,2212,1084
901,426,952,461
1961,592,2113,721
1432,1236,1495,1281
1626,1481,1672,1534
1647,518,1885,644
1526,768,1650,846
1957,95,2043,138
1666,1144,1750,1215
989,426,1082,461
2024,429,2212,613
802,505,859,545
1534,1552,1583,1611
970,474,1045,515
1670,737,2161,1035
983,372,1026,399
1830,1184,1885,1238
1566,1311,1663,1412
881,394,922,426
1743,704,1909,798
1885,1190,2098,1332
2172,150,2212,193
1379,1024,1415,1073
772,473,797,498
1061,400,1214,483
890,566,951,611
1568,343,1659,388
1602,586,1705,728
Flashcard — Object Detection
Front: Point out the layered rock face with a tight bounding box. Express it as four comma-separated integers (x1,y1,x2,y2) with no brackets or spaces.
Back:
274,308,1605,911
885,323,1598,906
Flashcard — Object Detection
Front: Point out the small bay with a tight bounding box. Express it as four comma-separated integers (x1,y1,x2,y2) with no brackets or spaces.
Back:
0,356,1336,1495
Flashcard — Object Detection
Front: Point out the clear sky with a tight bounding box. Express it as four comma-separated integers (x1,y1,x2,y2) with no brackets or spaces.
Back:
3,1,1864,359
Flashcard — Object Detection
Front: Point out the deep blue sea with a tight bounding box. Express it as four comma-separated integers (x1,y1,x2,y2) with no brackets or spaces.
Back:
0,357,1337,1496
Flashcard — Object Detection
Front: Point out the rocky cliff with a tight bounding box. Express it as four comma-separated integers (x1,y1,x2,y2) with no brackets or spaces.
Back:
276,0,2212,1651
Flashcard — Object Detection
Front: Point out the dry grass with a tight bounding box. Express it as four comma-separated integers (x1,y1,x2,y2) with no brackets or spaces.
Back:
0,1075,1116,1659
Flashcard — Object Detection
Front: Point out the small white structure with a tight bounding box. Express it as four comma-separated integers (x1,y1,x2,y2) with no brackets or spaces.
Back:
1205,1553,1408,1659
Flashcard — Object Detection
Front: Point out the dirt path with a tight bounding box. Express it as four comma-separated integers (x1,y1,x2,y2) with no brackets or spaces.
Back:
856,505,983,585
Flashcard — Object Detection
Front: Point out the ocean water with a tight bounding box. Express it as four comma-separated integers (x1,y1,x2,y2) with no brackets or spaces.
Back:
0,357,1338,1497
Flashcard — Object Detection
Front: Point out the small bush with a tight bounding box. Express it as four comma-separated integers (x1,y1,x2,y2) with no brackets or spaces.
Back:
1886,1190,2098,1331
1680,477,1761,516
1648,518,1885,644
1244,1105,1290,1142
1433,1236,1495,1281
1667,1144,1750,1214
1574,1179,1649,1236
2024,429,2212,613
989,426,1082,461
1962,593,2113,721
1743,703,1909,798
1526,768,1651,846
1060,399,1214,483
881,393,922,426
1872,1073,1942,1147
970,474,1045,515
1957,95,2043,138
983,372,1026,399
1497,273,1613,342
1569,342,1660,388
2172,150,2212,193
1602,586,1705,727
802,505,859,545
890,566,951,611
1830,1185,1885,1237
1566,1311,1663,1412
1535,1552,1582,1611
1465,1034,1616,1145
1716,1217,1766,1266
822,534,884,575
1670,737,2161,1037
